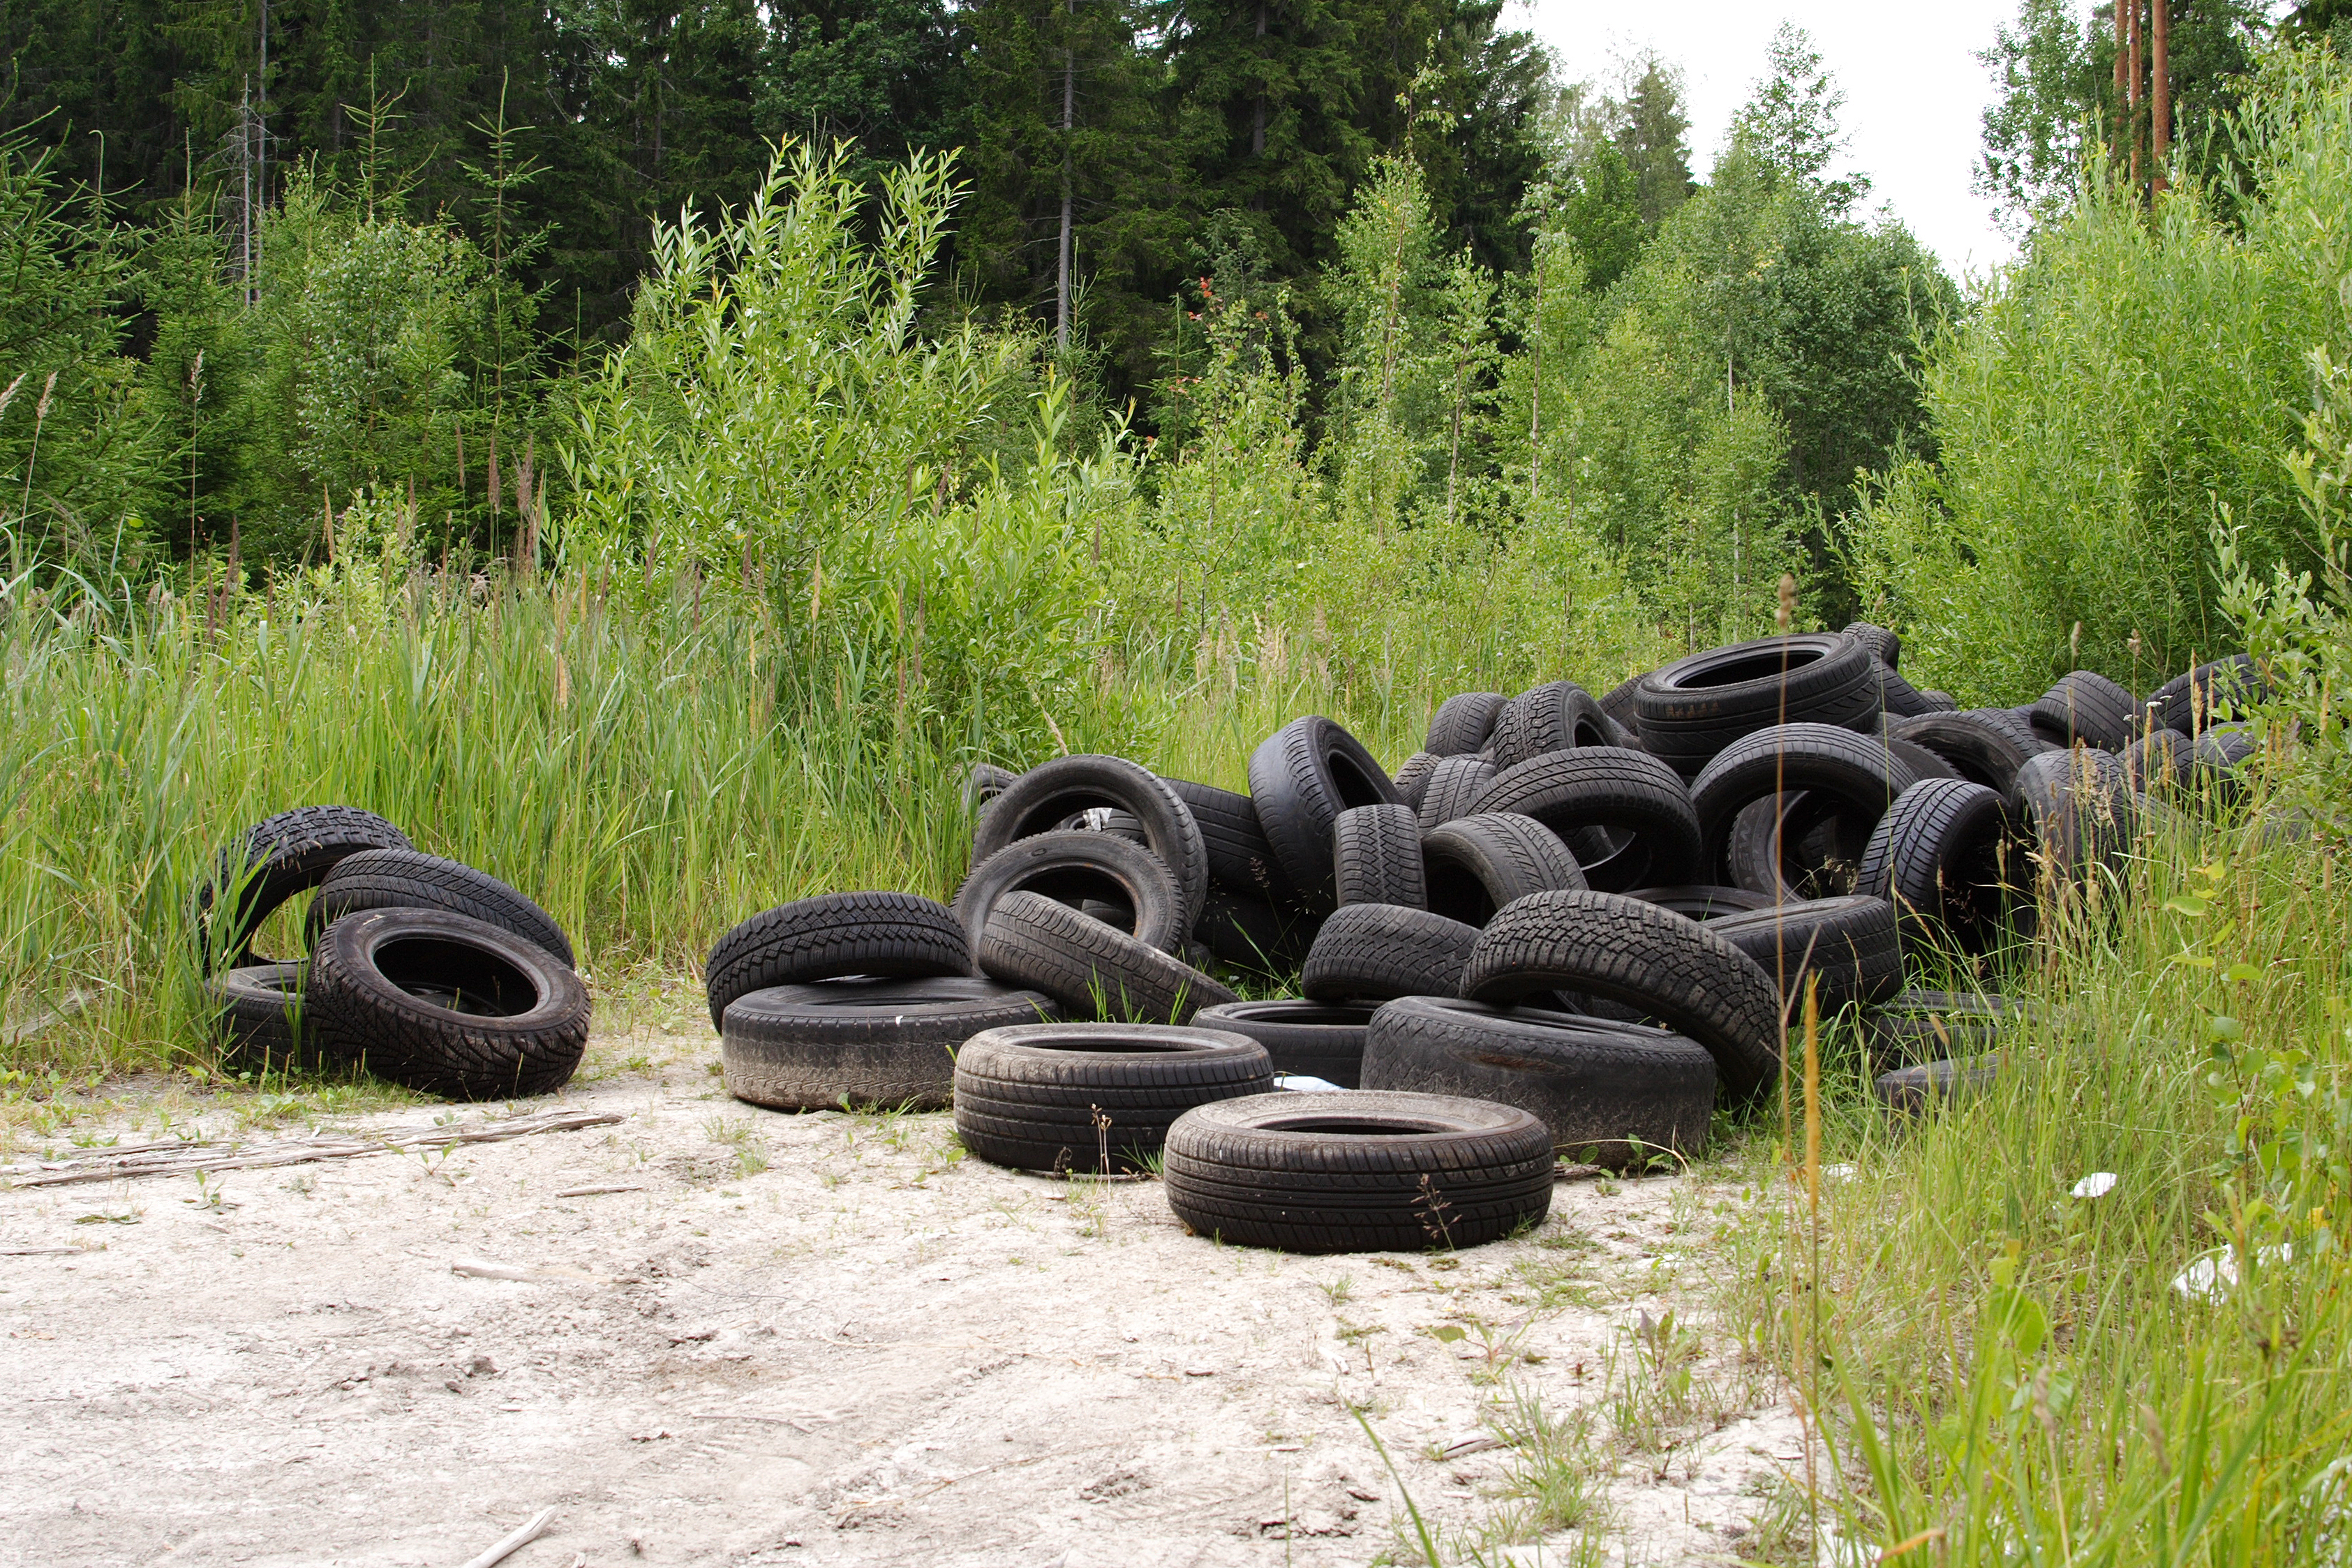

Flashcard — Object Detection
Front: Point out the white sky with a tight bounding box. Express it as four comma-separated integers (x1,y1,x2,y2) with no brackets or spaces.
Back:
1519,0,2060,282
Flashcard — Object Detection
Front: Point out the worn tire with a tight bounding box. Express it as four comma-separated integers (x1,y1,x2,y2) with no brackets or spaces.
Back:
1704,895,1903,1017
307,909,590,1100
1422,812,1588,927
1459,890,1782,1100
2156,655,2267,736
306,849,573,969
1875,1054,2002,1114
1843,621,1901,669
952,1021,1273,1174
1193,999,1378,1087
1889,710,2050,795
1489,681,1611,771
704,892,972,1029
2029,671,2138,752
1427,692,1509,757
1362,996,1715,1165
722,976,1057,1112
1301,903,1482,1002
1416,756,1498,831
1392,752,1441,812
965,763,1020,815
198,805,413,970
1866,990,2034,1068
977,892,1237,1024
1474,748,1701,893
1163,1090,1554,1254
1855,779,2025,955
1873,666,1942,719
1690,723,1915,886
1164,777,1300,909
2011,748,2135,881
1626,885,1771,922
206,962,313,1070
1193,888,1314,976
954,830,1186,956
2122,728,2190,792
1334,804,1428,909
973,756,1208,928
1632,632,1883,777
1248,717,1401,909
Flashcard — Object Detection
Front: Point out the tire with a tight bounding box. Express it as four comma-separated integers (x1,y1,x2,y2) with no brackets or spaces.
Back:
1416,756,1497,831
1885,736,1960,782
1875,1054,2001,1114
1865,990,2034,1068
722,976,1057,1112
1334,805,1428,909
1193,888,1314,976
1690,723,1915,886
197,805,412,970
206,962,313,1070
1427,692,1508,757
307,909,590,1100
976,892,1238,1024
306,849,574,969
965,763,1019,814
1727,793,1804,902
1703,895,1903,1017
1843,621,1901,669
1247,717,1401,909
1489,681,1610,771
1916,689,1960,713
2156,655,2267,736
1459,890,1783,1100
1300,903,1482,1002
1193,999,1378,1087
1625,885,1771,921
952,1021,1273,1174
1422,812,1587,927
1873,666,1942,719
1473,749,1701,893
2123,728,2189,792
1854,779,2025,955
1165,777,1301,908
2029,671,2138,752
2191,725,2258,805
2011,748,2134,881
704,893,972,1029
1362,996,1715,1165
973,756,1208,928
1889,710,2050,795
1392,752,1441,812
1632,632,1883,777
953,830,1185,957
1598,674,1643,732
1726,793,1872,903
1162,1090,1554,1254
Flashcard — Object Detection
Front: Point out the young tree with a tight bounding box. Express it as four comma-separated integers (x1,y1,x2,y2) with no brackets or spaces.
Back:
1614,56,1692,228
1729,22,1870,215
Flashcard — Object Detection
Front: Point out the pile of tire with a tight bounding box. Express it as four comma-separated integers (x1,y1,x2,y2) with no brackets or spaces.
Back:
200,807,590,1100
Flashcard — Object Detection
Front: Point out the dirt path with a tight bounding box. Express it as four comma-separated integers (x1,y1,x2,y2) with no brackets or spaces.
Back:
0,1032,1806,1567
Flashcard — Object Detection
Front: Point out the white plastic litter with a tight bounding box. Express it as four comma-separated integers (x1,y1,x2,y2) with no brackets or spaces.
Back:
1274,1075,1344,1093
1822,1163,1856,1181
2072,1172,2120,1199
2172,1242,2293,1301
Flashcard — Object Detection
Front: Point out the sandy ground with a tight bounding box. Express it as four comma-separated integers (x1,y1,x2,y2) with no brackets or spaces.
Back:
0,1025,1811,1568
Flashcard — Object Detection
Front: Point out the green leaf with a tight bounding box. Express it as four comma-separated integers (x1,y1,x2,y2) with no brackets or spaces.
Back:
1429,1324,1467,1344
2166,894,2214,917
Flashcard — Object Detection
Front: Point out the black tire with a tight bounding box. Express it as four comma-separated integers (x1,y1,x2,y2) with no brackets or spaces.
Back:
206,962,313,1070
721,976,1058,1112
2191,725,2258,805
1597,674,1643,733
1392,752,1441,812
198,805,412,970
2011,748,2135,881
1193,999,1377,1087
1625,885,1771,921
1889,710,2050,795
1875,1054,2001,1114
1690,723,1914,886
1632,632,1883,777
973,756,1208,928
2122,728,2189,791
965,763,1019,814
2029,671,2138,752
1427,692,1509,757
1873,666,1942,719
1248,717,1401,909
1459,890,1783,1100
1843,621,1901,669
1300,903,1482,1001
1165,777,1301,908
1916,689,1960,713
976,892,1238,1024
306,849,574,969
1727,793,1804,902
1193,888,1315,976
1704,895,1903,1017
1885,736,1960,782
952,1021,1273,1174
1416,756,1497,830
953,830,1186,957
1362,996,1715,1165
1725,793,1872,902
1334,805,1428,909
2156,655,2267,736
1865,990,2034,1068
1473,748,1701,893
1422,812,1588,926
704,892,972,1029
1162,1090,1554,1254
1489,681,1611,771
307,909,590,1100
1855,779,2026,955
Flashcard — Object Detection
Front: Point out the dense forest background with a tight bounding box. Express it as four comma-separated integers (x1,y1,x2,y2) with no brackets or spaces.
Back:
3,0,2350,718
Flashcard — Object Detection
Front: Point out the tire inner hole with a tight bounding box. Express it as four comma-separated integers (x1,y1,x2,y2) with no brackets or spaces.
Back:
375,937,537,1017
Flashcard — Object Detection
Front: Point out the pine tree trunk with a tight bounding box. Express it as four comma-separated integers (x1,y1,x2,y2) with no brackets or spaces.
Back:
1057,1,1075,350
2151,1,2171,193
2127,0,2143,193
2113,1,2129,172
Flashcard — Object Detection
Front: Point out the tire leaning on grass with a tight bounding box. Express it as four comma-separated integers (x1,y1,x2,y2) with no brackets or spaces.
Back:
206,962,313,1070
953,830,1188,955
307,908,590,1100
307,849,574,968
977,892,1238,1024
952,1021,1274,1174
1300,903,1482,1002
722,976,1059,1112
1459,889,1784,1100
197,805,414,971
704,893,973,1029
972,756,1209,928
1162,1090,1555,1254
1248,717,1402,909
1362,996,1716,1166
1192,999,1379,1087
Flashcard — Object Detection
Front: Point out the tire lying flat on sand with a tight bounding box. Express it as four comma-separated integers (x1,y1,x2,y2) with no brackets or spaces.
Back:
953,1021,1272,1174
1163,1090,1554,1254
723,976,1059,1112
1192,999,1378,1088
704,892,973,1029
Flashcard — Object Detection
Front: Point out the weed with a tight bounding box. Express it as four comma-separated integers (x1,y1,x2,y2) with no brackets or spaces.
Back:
1317,1274,1355,1306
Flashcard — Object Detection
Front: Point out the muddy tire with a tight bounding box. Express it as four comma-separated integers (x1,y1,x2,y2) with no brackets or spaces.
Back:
977,892,1237,1024
722,976,1057,1112
198,805,412,970
952,1021,1273,1174
1193,999,1378,1087
1473,749,1701,893
1163,1090,1555,1254
704,893,972,1029
1333,804,1428,909
1300,903,1482,1003
1421,812,1587,926
307,849,573,969
1248,717,1401,909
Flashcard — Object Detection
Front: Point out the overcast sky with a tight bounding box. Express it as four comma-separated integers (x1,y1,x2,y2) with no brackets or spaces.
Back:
1520,0,2057,282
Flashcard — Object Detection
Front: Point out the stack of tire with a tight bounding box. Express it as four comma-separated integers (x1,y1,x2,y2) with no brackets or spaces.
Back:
200,807,590,1100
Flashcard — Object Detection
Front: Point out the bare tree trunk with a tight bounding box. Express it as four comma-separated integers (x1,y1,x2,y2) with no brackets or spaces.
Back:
2113,0,2130,177
1527,253,1542,516
2127,0,2143,193
2151,0,2171,194
1057,1,1075,350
